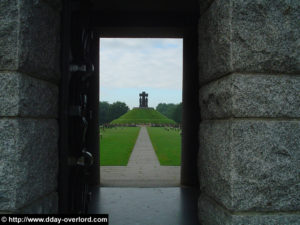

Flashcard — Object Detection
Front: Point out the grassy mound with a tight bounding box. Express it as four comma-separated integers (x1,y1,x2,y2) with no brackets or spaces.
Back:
111,108,176,125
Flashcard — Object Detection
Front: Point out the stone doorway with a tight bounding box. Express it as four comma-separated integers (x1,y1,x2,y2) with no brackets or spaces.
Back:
93,27,200,222
58,0,200,217
94,21,199,188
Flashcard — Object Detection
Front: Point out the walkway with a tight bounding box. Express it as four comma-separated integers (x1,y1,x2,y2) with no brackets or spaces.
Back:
100,126,180,187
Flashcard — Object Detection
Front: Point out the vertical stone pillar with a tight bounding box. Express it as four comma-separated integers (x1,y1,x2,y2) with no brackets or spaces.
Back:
0,0,61,213
198,0,300,224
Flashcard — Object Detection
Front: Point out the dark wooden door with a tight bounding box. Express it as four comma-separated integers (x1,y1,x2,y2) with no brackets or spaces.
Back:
59,0,99,213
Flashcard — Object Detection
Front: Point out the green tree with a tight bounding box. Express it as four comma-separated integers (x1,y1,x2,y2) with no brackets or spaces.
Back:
107,101,129,122
156,103,168,116
156,103,178,121
99,101,129,124
99,101,110,125
172,103,182,123
156,102,182,123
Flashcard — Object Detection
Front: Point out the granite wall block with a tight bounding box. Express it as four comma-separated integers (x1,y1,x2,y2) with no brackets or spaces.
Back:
199,119,300,211
200,73,300,119
0,119,58,211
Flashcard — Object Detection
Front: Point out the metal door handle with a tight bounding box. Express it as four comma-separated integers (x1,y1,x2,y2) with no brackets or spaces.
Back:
77,149,94,167
82,149,93,166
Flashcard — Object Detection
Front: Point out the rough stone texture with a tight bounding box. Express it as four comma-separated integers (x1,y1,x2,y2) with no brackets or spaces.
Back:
199,0,215,15
0,0,60,214
0,0,19,70
0,72,58,117
18,192,58,214
231,0,300,74
18,0,61,81
198,0,300,223
0,0,61,81
198,195,300,225
199,73,300,119
0,119,58,211
198,0,231,83
199,119,300,211
199,0,300,84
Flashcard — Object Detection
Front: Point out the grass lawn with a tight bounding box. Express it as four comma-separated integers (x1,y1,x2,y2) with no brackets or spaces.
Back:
100,127,140,166
147,127,181,166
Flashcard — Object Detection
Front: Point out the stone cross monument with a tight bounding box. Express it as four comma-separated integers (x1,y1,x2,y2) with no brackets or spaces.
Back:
139,91,148,108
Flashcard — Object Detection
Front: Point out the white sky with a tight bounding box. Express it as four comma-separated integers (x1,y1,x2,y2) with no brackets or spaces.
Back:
99,38,183,109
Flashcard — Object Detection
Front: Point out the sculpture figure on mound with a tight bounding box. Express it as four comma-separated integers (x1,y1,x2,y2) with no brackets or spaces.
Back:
139,91,148,108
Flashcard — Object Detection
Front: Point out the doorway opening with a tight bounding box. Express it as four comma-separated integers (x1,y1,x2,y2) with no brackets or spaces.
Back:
99,38,183,187
87,28,200,223
59,1,200,221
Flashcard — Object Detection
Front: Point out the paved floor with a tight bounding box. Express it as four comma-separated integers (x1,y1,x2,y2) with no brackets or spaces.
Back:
88,186,200,225
100,126,180,187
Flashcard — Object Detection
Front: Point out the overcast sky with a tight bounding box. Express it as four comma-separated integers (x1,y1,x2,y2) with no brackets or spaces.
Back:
99,38,183,109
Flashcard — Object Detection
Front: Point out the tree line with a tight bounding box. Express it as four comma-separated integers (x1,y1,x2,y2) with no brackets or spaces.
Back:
99,101,182,125
155,103,182,123
99,101,129,125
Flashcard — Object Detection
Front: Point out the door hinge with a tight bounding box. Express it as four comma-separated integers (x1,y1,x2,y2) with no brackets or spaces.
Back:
69,64,86,72
69,64,94,73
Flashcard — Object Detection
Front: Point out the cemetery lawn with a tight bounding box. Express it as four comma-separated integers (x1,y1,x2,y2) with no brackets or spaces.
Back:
100,127,140,166
147,127,181,166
